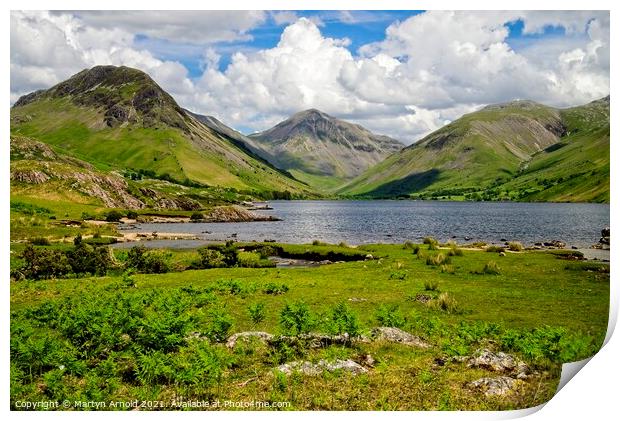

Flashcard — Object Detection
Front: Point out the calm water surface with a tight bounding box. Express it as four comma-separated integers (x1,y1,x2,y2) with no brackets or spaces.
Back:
119,200,609,248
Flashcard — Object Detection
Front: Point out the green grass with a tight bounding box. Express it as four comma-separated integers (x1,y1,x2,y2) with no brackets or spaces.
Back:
10,242,608,410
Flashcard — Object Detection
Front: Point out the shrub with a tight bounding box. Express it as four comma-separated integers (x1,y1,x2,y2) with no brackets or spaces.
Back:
507,241,524,251
248,302,266,325
428,292,460,314
424,279,440,291
125,245,170,273
390,271,407,280
423,236,436,245
263,282,289,295
67,243,115,276
375,304,405,328
426,253,450,266
338,241,350,248
440,264,455,274
19,245,71,280
237,251,275,268
486,245,505,253
126,210,138,220
105,210,123,222
312,240,328,246
447,245,463,256
256,245,278,259
279,301,314,335
190,212,204,221
483,261,501,275
198,248,226,268
412,245,421,255
29,237,51,246
326,302,362,336
403,240,415,250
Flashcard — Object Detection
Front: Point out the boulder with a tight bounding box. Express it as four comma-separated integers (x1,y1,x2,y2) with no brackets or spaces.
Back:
467,376,521,397
371,327,430,348
277,359,368,376
466,349,530,377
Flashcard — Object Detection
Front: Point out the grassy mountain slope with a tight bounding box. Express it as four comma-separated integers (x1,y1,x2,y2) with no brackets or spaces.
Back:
247,109,403,190
339,97,609,203
10,66,313,198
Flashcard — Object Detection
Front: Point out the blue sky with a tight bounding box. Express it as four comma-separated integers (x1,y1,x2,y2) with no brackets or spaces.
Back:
132,11,586,79
11,10,609,142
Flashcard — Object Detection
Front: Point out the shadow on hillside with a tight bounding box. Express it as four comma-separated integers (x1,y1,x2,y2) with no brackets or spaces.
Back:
367,169,441,197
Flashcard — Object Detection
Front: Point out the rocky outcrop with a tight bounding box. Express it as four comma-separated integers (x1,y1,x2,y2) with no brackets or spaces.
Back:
204,206,280,222
465,349,531,379
226,331,274,349
10,169,50,184
467,376,522,397
277,359,368,376
600,227,610,246
371,327,430,348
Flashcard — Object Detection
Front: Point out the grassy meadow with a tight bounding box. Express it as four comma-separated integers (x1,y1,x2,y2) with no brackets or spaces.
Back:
10,238,609,410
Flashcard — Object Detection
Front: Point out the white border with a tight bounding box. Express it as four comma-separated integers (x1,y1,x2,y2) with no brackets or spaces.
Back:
2,1,616,420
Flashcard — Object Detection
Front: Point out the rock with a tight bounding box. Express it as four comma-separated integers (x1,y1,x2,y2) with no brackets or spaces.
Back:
602,227,610,237
571,246,578,250
226,331,274,349
466,349,530,378
365,254,374,260
499,252,506,257
467,376,520,397
271,332,367,348
543,240,566,248
348,297,368,303
277,359,368,376
414,294,432,304
357,354,376,367
371,327,430,348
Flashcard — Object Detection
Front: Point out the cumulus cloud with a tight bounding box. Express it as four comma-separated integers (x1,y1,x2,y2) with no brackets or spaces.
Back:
10,10,610,144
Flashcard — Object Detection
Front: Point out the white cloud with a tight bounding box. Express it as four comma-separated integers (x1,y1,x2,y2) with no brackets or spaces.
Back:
62,10,267,44
10,11,610,144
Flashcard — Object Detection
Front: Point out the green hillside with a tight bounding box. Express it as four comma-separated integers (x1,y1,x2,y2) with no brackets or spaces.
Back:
338,97,609,203
10,66,313,199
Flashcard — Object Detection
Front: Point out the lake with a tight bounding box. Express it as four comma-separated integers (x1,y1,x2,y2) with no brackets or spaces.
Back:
118,200,610,248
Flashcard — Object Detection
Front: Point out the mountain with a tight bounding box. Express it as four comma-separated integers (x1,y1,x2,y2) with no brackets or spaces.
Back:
247,109,404,190
10,65,313,201
338,97,609,203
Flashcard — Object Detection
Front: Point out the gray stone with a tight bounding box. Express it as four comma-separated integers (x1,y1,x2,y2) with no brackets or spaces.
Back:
371,327,430,348
226,331,274,349
468,376,521,397
277,359,368,376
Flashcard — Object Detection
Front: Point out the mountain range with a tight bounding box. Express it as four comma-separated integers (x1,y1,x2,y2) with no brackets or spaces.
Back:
10,65,610,210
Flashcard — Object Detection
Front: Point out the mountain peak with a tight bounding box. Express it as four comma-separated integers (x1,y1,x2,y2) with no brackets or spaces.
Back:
13,65,188,130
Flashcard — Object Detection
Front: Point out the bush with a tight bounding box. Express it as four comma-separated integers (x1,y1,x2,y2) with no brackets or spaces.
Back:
19,245,71,280
428,292,460,314
125,245,170,273
447,245,463,256
486,245,505,253
248,302,266,325
198,248,227,268
67,243,115,276
263,282,289,295
105,210,123,222
507,241,524,251
126,210,138,220
403,240,415,250
426,253,450,266
338,241,350,248
237,251,275,268
424,236,439,250
483,261,501,275
412,245,421,255
312,240,328,246
29,237,51,246
424,279,440,291
375,304,405,328
440,264,455,274
190,212,204,221
279,301,314,335
326,302,362,336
